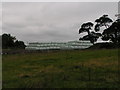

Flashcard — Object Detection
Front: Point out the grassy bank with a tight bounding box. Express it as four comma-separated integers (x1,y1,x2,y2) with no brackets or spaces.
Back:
2,49,119,88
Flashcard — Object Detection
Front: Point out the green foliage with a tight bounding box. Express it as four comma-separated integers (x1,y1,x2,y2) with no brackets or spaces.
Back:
95,15,113,29
2,34,15,49
102,19,120,43
14,40,26,49
2,49,119,88
2,33,26,49
79,22,101,44
79,14,119,44
79,22,93,34
79,22,96,44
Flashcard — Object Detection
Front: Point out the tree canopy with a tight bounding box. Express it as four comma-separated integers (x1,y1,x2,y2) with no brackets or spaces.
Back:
79,14,120,44
2,33,26,49
102,19,120,43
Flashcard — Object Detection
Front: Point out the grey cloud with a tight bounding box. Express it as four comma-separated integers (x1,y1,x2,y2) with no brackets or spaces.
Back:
2,2,118,43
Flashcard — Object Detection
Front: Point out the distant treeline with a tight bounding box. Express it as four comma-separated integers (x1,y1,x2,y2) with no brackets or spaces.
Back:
1,33,26,49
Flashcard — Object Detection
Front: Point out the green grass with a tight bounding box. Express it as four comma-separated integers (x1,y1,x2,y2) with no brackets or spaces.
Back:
2,49,119,88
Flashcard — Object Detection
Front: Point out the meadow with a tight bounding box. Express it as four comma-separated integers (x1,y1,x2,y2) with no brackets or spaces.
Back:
2,49,119,88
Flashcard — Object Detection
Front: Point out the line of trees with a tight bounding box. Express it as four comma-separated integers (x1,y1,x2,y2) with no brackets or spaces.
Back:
1,33,26,49
79,15,120,44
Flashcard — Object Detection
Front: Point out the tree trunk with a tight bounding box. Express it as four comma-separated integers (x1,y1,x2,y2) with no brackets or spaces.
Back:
114,28,118,43
87,30,94,44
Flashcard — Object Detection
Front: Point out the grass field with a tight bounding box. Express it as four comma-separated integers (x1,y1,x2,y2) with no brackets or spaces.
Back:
2,49,119,88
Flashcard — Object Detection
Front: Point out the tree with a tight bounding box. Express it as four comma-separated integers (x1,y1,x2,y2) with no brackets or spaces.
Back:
79,22,93,34
2,34,16,49
95,15,113,31
79,15,114,44
79,22,95,44
79,21,102,44
79,32,101,44
2,33,26,49
78,14,119,45
0,35,2,49
14,40,26,49
102,19,120,43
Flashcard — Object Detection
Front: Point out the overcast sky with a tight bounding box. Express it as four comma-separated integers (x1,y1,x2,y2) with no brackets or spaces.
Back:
2,2,118,43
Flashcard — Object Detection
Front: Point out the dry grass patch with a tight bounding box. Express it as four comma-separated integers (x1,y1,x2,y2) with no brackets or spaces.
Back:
39,65,64,73
74,57,118,68
84,57,118,68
